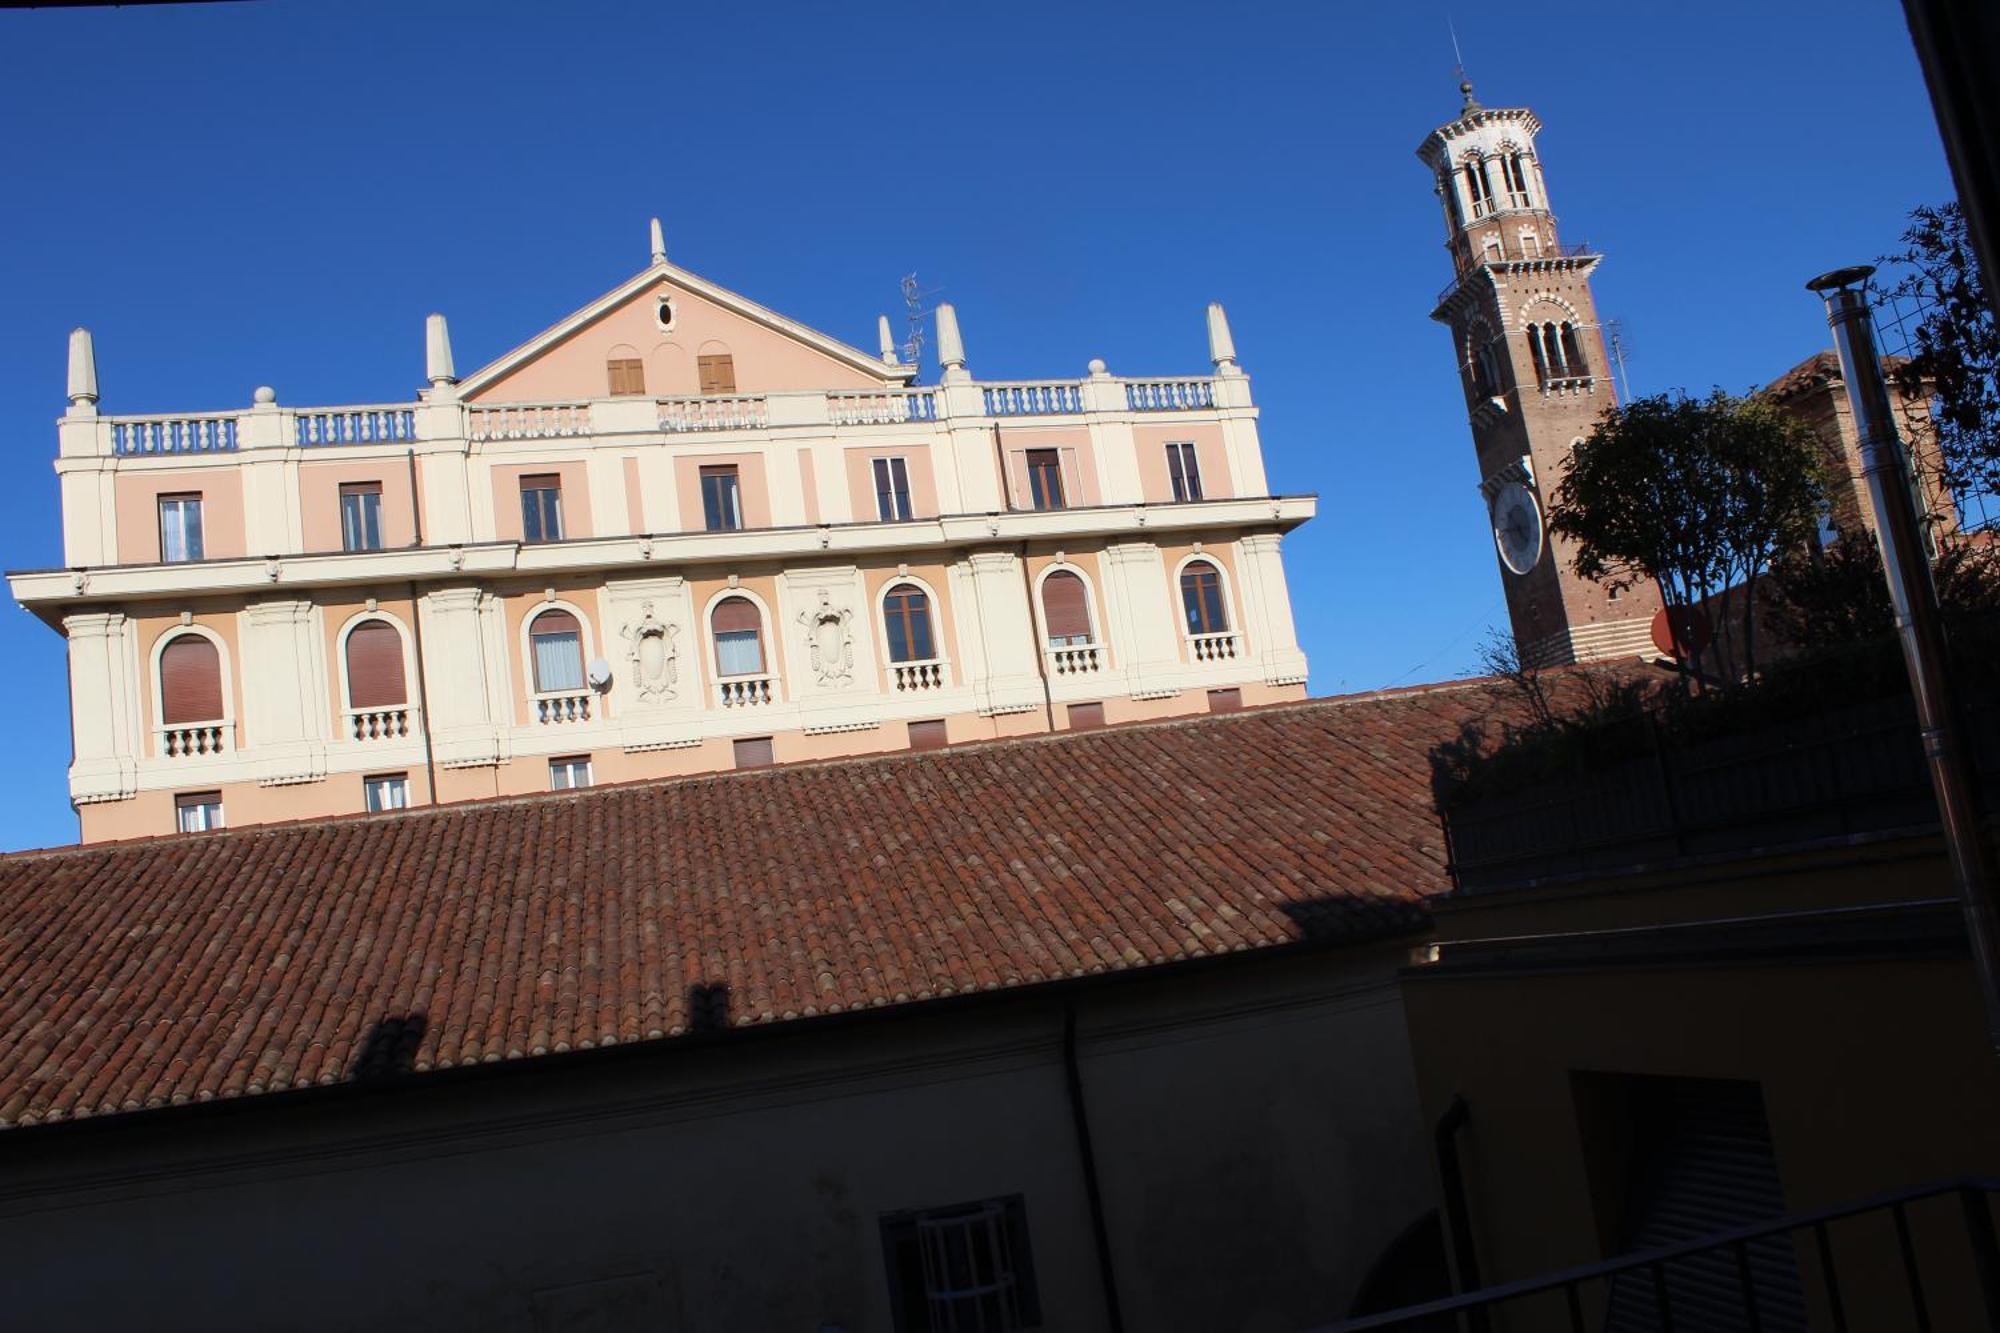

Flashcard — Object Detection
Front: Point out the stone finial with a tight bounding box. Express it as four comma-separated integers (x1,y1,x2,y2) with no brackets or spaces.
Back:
935,302,966,380
649,217,667,264
1207,302,1239,373
1087,357,1108,377
253,385,278,405
66,327,98,409
878,315,900,365
426,312,457,386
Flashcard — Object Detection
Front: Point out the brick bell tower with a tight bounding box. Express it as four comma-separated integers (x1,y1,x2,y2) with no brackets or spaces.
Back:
1419,81,1660,666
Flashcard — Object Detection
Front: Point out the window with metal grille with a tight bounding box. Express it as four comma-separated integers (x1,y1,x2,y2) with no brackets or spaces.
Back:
883,584,935,663
175,791,223,833
159,634,224,724
158,493,205,563
1180,562,1228,634
339,482,383,552
1040,571,1092,647
529,609,585,692
697,353,736,395
520,475,564,542
606,357,646,396
875,456,914,521
364,774,410,812
548,756,591,790
880,1195,1042,1333
1024,450,1065,511
701,465,743,532
732,736,774,769
344,620,407,709
1165,442,1203,502
711,597,764,676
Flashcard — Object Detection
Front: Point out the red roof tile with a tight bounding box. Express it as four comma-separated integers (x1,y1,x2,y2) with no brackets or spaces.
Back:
0,683,1521,1129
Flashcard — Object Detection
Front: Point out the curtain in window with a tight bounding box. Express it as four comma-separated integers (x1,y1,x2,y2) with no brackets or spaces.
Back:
530,610,584,692
712,597,764,675
159,497,204,562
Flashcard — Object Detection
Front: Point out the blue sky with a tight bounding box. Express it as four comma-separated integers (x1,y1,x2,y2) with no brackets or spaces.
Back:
0,1,1954,849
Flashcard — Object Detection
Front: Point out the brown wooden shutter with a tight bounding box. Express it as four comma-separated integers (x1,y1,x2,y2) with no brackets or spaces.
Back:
711,597,760,633
733,736,774,769
159,635,223,724
345,621,407,708
1041,571,1091,640
607,357,645,396
698,354,736,394
907,719,948,752
1067,702,1105,730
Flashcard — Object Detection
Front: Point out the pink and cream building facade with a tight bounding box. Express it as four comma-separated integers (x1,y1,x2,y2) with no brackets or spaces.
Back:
12,223,1311,841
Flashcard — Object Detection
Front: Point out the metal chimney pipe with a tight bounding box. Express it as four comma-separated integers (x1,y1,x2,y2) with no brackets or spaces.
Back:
1809,265,2000,1057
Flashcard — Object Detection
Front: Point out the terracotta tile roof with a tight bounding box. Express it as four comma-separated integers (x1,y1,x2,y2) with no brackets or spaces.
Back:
1763,350,1910,401
0,683,1518,1130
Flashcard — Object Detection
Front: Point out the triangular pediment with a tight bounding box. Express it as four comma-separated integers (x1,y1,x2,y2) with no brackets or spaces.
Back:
460,260,915,403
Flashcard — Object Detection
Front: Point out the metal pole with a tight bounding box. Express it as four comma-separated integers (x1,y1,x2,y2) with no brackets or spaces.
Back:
1809,265,2000,1057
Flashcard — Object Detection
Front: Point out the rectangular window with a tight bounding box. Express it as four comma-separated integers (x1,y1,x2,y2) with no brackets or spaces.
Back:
880,1195,1042,1333
1067,701,1105,731
697,353,737,395
733,736,775,769
548,756,592,790
339,482,384,552
907,719,948,752
364,773,410,812
520,475,564,543
874,457,914,521
606,357,646,396
1165,442,1203,502
158,493,205,563
1207,687,1242,713
700,465,743,532
1025,450,1066,511
175,791,223,833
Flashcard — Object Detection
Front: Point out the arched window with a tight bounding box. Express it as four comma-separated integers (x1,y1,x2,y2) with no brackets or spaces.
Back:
712,597,765,676
1504,153,1533,206
344,620,406,709
1527,323,1551,385
1180,561,1229,635
1041,571,1093,647
529,609,585,692
159,634,223,724
882,584,935,663
1559,322,1588,379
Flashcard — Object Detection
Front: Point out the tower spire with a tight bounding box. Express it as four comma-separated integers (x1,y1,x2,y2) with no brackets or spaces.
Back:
1449,18,1479,113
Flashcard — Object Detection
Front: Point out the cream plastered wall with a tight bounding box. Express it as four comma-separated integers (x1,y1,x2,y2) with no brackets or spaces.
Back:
672,452,774,532
135,607,247,748
489,459,595,543
469,280,888,403
298,460,420,554
79,768,435,843
841,444,942,522
1132,424,1232,503
620,456,644,533
996,426,1104,510
114,467,245,565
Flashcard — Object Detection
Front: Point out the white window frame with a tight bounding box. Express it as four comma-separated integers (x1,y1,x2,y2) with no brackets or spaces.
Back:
549,756,592,790
176,792,224,833
873,456,914,522
158,493,205,563
519,599,597,702
364,773,411,812
1164,441,1203,502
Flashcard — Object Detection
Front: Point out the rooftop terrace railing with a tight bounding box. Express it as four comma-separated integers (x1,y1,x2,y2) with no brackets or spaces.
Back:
111,413,239,455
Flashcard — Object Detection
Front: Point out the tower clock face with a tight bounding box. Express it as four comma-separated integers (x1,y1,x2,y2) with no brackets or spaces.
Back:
1490,482,1544,575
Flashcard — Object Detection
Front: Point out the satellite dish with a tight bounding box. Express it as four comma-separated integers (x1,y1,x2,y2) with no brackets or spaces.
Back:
587,656,613,690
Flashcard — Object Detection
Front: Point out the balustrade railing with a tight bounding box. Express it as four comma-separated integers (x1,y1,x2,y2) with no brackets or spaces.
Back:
534,692,592,724
717,675,774,708
892,659,947,692
1126,378,1215,411
1048,644,1102,676
1188,631,1240,662
157,721,231,758
983,382,1084,416
659,395,768,433
296,406,418,447
345,707,411,741
468,402,589,442
828,389,939,426
112,415,239,455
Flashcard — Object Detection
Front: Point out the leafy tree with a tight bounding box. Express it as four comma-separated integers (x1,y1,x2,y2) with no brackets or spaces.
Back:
1884,202,2000,499
1765,528,2000,652
1548,390,1826,683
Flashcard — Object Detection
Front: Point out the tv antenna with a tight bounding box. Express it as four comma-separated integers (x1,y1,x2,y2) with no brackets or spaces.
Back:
900,274,941,373
1604,319,1635,401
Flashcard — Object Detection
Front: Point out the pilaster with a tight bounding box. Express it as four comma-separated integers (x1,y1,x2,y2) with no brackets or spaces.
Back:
420,584,506,768
64,611,139,805
1099,542,1181,699
1235,532,1308,686
960,550,1044,716
238,597,329,785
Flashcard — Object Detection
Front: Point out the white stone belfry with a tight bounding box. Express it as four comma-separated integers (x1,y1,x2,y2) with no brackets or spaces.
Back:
67,327,98,409
649,217,667,265
1207,303,1239,374
878,315,900,365
935,303,967,382
426,313,457,387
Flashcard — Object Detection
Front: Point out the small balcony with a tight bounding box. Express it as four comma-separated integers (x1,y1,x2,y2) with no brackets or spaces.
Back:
157,720,233,758
533,692,592,725
345,706,412,741
717,674,775,708
1188,631,1240,663
891,659,948,692
1047,644,1103,676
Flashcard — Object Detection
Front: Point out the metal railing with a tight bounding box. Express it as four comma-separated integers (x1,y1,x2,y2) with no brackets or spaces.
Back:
1324,1177,2000,1332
